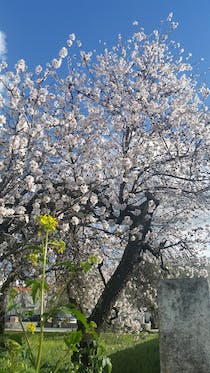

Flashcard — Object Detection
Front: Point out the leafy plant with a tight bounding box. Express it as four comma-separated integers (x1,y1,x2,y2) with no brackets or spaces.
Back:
3,215,112,373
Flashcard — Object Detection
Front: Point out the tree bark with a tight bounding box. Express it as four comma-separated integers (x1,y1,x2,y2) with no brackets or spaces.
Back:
88,239,143,331
0,294,6,346
0,273,17,345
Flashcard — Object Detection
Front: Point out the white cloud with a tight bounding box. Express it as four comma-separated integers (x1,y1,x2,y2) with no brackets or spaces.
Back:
0,31,7,94
0,31,6,60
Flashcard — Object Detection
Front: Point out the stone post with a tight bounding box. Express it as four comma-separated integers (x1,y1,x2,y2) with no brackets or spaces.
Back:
158,278,210,373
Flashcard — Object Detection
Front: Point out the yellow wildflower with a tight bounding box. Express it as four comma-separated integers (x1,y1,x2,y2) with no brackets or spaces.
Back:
26,322,36,334
38,215,58,233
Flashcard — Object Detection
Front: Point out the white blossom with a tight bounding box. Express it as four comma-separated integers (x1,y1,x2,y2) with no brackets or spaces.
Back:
62,223,70,232
69,33,76,41
67,39,73,47
90,194,98,205
167,12,173,22
25,175,36,192
0,115,6,126
59,47,68,59
16,206,26,215
35,65,42,74
52,58,62,69
132,20,139,26
43,196,51,203
72,204,80,212
80,184,89,194
71,216,80,226
15,59,26,72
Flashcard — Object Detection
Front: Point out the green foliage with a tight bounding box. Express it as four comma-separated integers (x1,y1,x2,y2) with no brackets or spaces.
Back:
2,215,111,373
0,337,32,373
59,304,89,330
6,288,19,313
49,239,66,253
6,300,18,314
26,279,49,305
73,337,112,373
55,260,78,272
81,255,98,273
64,330,83,349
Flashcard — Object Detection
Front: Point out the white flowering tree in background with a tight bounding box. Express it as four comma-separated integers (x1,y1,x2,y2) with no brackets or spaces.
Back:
0,16,209,334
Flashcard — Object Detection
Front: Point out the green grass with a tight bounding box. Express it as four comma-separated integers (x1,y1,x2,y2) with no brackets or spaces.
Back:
4,331,160,372
102,332,160,373
110,336,159,373
4,331,67,367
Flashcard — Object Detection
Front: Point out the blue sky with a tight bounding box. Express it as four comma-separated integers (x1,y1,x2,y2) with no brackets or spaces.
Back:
1,0,210,74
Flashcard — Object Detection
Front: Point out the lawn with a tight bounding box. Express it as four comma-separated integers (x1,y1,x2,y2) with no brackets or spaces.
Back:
3,331,160,373
102,332,160,373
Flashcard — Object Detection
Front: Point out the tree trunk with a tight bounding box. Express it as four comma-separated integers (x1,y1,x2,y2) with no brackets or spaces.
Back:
88,239,143,331
88,193,159,331
0,274,17,346
0,294,6,346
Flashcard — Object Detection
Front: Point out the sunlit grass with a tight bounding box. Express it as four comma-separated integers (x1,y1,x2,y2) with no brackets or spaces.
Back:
5,330,160,372
108,334,159,373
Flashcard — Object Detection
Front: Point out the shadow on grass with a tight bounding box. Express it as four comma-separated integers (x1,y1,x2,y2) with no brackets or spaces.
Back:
110,337,160,373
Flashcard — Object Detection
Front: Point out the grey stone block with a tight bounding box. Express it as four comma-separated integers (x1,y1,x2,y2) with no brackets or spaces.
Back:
158,278,210,373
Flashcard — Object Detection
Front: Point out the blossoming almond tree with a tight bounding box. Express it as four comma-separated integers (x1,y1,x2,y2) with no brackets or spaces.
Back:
57,20,209,330
0,17,209,334
0,34,110,335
